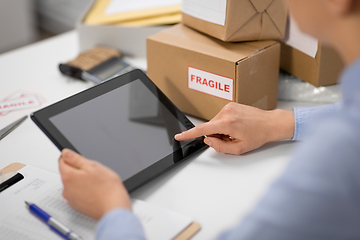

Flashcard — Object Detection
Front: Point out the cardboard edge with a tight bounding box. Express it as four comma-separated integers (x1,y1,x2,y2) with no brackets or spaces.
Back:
173,222,201,240
318,44,344,86
235,41,279,65
232,42,280,103
147,24,255,62
0,163,26,175
235,41,280,109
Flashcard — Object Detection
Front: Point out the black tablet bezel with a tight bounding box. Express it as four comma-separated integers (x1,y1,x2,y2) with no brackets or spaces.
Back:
31,69,208,192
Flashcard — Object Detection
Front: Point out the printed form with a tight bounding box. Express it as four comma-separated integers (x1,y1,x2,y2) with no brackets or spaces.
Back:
182,0,227,26
0,165,193,240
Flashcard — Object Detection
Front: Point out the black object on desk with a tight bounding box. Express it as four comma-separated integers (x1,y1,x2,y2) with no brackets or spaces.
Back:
0,173,24,192
59,46,134,84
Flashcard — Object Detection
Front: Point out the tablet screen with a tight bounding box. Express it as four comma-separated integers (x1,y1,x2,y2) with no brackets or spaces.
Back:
49,79,190,181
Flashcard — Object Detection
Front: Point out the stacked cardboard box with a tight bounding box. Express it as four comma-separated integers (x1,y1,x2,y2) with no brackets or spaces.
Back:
182,0,288,42
147,0,287,120
147,25,281,120
280,18,344,87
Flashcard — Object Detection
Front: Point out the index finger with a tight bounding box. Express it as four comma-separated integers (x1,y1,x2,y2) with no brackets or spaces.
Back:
174,121,226,141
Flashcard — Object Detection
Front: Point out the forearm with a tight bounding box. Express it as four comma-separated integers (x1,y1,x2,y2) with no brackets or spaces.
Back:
267,109,295,141
266,102,341,142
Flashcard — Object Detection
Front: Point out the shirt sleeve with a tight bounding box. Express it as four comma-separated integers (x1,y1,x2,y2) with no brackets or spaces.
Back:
217,111,360,240
96,209,147,240
293,102,341,140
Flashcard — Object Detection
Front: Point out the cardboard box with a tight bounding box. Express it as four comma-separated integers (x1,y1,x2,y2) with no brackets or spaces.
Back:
280,17,344,87
76,0,170,57
147,24,280,120
280,43,344,87
182,0,287,42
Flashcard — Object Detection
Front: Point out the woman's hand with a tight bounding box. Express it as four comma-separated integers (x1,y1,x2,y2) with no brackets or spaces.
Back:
58,149,131,220
175,103,295,155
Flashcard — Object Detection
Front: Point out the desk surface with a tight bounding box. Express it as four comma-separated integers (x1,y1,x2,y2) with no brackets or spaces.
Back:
0,31,323,239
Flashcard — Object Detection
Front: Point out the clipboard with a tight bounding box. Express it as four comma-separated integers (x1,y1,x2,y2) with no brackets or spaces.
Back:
0,163,201,240
0,162,25,192
0,162,25,175
174,222,201,240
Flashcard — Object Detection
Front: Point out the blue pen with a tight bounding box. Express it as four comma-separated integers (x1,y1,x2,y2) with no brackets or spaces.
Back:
25,201,83,240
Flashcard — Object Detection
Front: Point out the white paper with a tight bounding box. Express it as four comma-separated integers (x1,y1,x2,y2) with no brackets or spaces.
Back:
0,165,193,240
282,17,319,58
132,200,193,240
105,0,181,15
0,165,96,240
182,0,227,26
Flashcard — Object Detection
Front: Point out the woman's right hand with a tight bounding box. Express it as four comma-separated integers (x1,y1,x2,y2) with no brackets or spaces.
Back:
175,102,295,155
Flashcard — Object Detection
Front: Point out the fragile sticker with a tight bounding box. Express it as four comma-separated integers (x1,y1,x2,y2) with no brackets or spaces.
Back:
0,91,46,116
188,67,234,101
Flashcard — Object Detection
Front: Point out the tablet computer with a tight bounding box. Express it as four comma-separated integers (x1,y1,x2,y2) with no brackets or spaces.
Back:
31,69,207,192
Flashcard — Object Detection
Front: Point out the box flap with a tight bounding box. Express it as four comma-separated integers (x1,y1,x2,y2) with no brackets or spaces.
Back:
225,0,258,39
265,0,287,38
225,0,286,41
249,0,275,12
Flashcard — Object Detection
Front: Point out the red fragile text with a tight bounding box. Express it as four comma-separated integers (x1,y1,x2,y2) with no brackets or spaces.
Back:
190,75,230,93
0,100,35,109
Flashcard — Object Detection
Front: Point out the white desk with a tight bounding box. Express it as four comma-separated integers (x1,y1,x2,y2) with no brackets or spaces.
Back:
0,31,322,239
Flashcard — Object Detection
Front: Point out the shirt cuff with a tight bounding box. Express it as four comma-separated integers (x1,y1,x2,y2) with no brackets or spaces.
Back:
293,102,340,141
96,208,146,240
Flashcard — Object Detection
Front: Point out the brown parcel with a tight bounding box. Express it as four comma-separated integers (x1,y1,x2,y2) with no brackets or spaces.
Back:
147,24,280,121
182,0,287,42
281,43,344,87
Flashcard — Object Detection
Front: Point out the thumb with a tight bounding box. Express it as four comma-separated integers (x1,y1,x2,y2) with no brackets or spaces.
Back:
59,157,76,176
205,137,248,155
61,149,88,169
